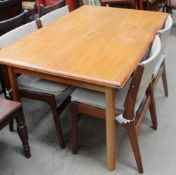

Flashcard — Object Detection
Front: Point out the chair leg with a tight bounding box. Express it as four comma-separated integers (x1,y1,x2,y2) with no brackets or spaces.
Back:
148,84,158,130
9,120,14,132
162,60,168,97
16,108,31,158
49,100,65,149
71,103,79,154
125,122,143,173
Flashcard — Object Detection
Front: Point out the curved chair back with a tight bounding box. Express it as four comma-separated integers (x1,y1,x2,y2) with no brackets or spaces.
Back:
0,20,38,48
0,10,28,36
40,5,69,27
39,0,66,17
158,15,173,52
135,36,161,110
80,0,100,5
124,35,161,115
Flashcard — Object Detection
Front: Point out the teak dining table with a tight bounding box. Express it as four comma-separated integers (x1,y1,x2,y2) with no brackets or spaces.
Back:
0,6,168,171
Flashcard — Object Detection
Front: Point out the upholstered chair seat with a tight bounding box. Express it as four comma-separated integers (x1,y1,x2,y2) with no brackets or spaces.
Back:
72,78,142,113
18,75,69,96
18,75,74,107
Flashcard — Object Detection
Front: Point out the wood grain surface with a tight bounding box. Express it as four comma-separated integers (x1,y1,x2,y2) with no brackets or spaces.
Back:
0,6,168,88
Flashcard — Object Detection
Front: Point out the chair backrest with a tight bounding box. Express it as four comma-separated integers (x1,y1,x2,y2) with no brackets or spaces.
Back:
0,20,38,48
124,35,161,120
40,5,69,27
0,10,28,36
158,15,173,52
79,0,100,5
39,0,66,17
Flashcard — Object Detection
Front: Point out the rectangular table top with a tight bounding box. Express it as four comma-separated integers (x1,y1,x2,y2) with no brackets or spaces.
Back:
0,6,168,88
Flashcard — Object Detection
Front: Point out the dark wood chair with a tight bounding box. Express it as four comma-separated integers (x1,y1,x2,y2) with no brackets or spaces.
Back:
0,98,31,158
70,35,161,173
0,0,22,21
0,19,74,149
162,0,176,12
39,0,66,17
142,0,161,10
0,10,28,36
100,0,138,9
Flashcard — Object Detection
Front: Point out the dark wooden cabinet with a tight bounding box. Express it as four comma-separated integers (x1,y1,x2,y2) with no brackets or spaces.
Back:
0,0,22,21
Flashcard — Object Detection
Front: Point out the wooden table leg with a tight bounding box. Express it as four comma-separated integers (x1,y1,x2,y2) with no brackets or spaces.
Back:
105,87,116,171
8,67,21,101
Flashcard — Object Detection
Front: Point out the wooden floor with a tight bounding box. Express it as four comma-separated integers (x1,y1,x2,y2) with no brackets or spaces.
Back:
0,17,176,175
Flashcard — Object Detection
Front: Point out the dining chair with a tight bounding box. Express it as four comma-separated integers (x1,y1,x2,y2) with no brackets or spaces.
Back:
70,35,161,173
152,15,173,97
163,0,176,12
143,0,160,10
0,19,74,149
0,10,28,36
0,0,22,21
100,0,137,9
39,0,65,17
39,5,69,27
0,98,31,158
22,0,38,20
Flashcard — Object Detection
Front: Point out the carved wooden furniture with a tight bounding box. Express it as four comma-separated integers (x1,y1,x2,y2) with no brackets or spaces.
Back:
0,10,28,36
71,35,161,173
39,0,65,17
0,98,31,157
0,6,168,171
0,0,22,21
0,19,74,149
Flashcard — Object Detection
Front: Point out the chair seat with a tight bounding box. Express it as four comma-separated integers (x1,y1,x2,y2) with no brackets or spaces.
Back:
18,75,69,96
0,98,21,123
22,1,35,10
71,78,142,112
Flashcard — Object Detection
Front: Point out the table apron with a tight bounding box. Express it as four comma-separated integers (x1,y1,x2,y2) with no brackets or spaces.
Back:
12,67,107,93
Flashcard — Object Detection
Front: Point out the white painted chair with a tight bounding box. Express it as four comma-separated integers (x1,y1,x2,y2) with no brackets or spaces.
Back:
153,15,173,97
70,35,161,173
40,5,69,27
0,20,74,148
